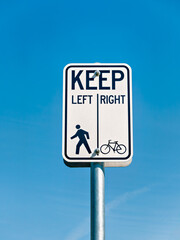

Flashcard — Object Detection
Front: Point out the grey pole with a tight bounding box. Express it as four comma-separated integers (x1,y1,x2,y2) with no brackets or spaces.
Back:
91,162,105,240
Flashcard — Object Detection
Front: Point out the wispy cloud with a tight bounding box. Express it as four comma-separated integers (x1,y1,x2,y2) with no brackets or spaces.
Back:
64,186,150,240
64,217,90,240
106,187,149,213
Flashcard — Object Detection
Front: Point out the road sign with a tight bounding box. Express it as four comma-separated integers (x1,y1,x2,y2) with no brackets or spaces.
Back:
62,63,133,167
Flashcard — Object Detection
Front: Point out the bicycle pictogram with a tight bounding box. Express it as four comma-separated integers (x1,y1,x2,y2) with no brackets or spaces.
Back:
100,140,126,154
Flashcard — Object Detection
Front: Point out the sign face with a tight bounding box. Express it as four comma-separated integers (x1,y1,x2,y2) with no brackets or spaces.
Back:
62,63,133,167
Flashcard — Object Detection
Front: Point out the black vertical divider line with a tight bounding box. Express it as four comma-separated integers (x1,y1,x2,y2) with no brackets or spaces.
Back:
97,94,99,149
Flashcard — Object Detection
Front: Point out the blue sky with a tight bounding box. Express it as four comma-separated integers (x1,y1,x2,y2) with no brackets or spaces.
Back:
0,0,180,239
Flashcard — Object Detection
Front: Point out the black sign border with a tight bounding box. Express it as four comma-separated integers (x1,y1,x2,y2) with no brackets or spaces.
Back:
64,65,132,164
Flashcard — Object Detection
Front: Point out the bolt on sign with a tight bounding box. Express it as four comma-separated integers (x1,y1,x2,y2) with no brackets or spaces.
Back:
62,63,133,167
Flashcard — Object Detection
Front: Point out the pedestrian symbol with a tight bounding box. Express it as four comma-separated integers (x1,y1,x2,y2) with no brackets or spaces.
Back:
71,125,92,155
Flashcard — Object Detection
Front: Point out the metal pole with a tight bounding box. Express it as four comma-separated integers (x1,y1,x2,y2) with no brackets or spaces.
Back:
91,162,105,240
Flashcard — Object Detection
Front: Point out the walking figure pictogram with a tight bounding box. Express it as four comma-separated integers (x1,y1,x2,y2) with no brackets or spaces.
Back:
71,125,92,154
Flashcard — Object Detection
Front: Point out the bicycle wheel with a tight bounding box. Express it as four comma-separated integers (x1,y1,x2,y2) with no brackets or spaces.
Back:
116,144,126,154
100,144,110,154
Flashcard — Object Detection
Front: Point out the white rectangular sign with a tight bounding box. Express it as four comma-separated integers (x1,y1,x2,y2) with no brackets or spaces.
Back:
62,63,133,167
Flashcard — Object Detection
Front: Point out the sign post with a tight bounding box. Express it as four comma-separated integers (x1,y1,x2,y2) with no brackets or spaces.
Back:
91,163,105,240
62,63,133,240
